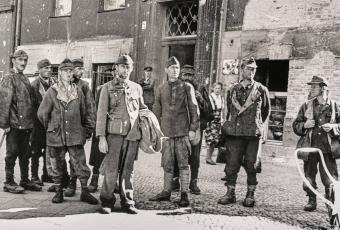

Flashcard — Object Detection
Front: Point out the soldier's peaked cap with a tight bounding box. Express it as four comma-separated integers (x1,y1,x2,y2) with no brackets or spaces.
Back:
37,59,51,69
72,58,84,67
116,55,133,65
181,64,195,75
12,50,28,59
166,56,180,68
241,57,257,68
59,58,74,69
307,76,328,87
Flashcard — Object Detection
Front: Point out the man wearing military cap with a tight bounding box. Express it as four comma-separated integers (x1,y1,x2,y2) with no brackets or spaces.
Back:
63,58,95,197
149,57,199,207
0,50,42,193
218,57,270,207
96,54,146,214
38,58,97,205
138,66,155,110
30,58,56,186
293,76,340,212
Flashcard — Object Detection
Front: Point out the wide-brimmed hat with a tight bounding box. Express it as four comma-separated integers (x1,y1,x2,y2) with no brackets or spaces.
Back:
307,76,328,87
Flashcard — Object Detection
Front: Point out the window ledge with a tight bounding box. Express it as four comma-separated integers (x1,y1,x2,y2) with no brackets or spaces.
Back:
98,7,126,13
49,15,71,19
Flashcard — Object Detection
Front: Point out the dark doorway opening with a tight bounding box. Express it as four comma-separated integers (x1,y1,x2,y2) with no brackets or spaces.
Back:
169,44,195,66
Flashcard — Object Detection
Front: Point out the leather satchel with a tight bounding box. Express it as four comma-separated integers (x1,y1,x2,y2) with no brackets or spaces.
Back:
296,130,311,149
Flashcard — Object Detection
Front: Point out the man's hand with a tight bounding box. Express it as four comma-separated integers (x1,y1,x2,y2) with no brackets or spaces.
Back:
304,119,315,129
189,131,196,141
99,136,108,154
3,128,10,134
322,123,338,133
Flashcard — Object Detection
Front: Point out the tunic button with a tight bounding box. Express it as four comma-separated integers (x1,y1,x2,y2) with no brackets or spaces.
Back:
19,126,22,129
19,115,23,118
65,110,68,112
66,132,69,135
237,123,240,126
318,133,321,135
319,119,322,121
65,121,68,123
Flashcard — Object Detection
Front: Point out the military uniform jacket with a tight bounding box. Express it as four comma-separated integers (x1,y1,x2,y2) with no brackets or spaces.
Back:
0,69,35,130
138,77,155,105
293,98,340,154
37,85,95,147
153,79,199,138
223,81,270,137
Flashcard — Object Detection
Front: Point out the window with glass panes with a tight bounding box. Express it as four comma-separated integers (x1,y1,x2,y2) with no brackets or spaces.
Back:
54,0,72,17
101,0,126,11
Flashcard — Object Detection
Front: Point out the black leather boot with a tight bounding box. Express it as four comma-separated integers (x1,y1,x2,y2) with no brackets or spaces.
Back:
218,185,236,205
179,192,190,207
189,179,201,195
303,195,317,211
243,185,256,207
80,187,99,205
64,177,77,197
52,186,64,203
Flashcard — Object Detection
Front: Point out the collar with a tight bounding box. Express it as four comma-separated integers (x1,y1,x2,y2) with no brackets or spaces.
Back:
314,97,331,106
239,79,255,89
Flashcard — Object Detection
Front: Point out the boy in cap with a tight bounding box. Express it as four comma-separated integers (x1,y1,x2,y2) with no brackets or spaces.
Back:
63,58,95,197
0,50,42,193
138,66,155,110
293,76,340,212
37,58,97,204
30,59,56,186
149,57,199,207
218,57,270,207
96,54,145,214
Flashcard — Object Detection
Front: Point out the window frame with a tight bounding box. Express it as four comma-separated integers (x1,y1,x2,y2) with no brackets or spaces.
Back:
50,0,73,18
98,0,127,13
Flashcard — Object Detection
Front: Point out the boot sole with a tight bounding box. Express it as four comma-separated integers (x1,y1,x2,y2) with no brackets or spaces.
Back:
3,187,24,194
218,199,236,205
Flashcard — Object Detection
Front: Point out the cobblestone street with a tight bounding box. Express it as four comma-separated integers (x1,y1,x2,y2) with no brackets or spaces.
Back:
0,133,333,230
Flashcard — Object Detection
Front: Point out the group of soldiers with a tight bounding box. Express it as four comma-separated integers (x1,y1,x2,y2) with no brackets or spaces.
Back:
0,48,337,216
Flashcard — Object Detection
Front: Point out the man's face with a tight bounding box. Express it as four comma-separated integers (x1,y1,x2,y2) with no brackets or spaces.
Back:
181,72,194,83
73,66,84,80
39,66,52,80
59,68,73,83
12,57,28,72
309,84,322,98
117,64,133,81
166,64,180,82
144,70,152,79
242,66,256,80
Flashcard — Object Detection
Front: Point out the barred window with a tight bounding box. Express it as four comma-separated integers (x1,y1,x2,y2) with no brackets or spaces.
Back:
165,2,198,37
100,0,126,11
225,0,248,31
54,0,72,17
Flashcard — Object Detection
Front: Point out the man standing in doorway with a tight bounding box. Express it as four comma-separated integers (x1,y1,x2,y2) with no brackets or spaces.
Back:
218,57,270,207
139,66,155,110
0,50,42,193
96,55,145,214
149,57,199,207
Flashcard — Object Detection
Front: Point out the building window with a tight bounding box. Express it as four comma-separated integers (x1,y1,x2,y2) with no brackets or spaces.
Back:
92,63,115,96
100,0,126,11
255,60,289,142
225,0,248,31
54,0,72,17
165,2,198,37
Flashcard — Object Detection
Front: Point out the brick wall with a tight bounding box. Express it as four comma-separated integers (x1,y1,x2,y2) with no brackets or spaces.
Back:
243,0,339,30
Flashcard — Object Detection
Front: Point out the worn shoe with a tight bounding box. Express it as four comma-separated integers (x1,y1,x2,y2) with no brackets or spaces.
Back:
3,181,24,194
48,184,57,192
218,185,236,205
88,174,99,193
122,205,138,214
179,192,190,207
243,185,256,208
41,174,54,183
19,180,42,191
189,179,201,195
149,191,171,201
52,187,64,203
303,195,317,212
172,177,180,192
31,176,44,186
206,159,216,165
64,178,77,197
80,188,99,205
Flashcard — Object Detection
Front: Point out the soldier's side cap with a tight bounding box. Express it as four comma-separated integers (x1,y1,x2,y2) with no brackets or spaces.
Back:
72,58,84,67
12,50,28,59
181,64,195,75
242,57,257,68
144,66,153,71
37,59,51,69
307,76,328,87
59,58,74,70
166,56,180,68
116,55,133,65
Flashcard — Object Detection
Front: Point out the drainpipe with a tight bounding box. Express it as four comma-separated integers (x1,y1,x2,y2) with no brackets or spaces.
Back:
209,0,219,88
9,0,18,68
15,0,22,48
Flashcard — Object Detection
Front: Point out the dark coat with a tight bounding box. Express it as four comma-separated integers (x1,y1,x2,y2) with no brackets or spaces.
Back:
0,69,35,130
37,85,95,147
138,77,155,105
75,79,96,119
153,79,199,138
223,81,270,137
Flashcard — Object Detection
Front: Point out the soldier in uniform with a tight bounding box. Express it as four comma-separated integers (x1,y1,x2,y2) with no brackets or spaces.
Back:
293,76,340,212
37,58,97,204
218,57,270,207
0,50,42,193
149,57,199,207
64,58,95,197
138,66,154,110
96,55,145,214
30,59,56,186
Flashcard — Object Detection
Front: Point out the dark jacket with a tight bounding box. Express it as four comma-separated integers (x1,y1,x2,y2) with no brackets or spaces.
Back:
153,79,199,138
139,77,155,105
223,81,270,137
75,79,96,118
0,69,35,130
293,98,340,154
37,85,95,147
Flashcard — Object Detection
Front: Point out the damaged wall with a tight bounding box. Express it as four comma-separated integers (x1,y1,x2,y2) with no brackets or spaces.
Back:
0,0,13,75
